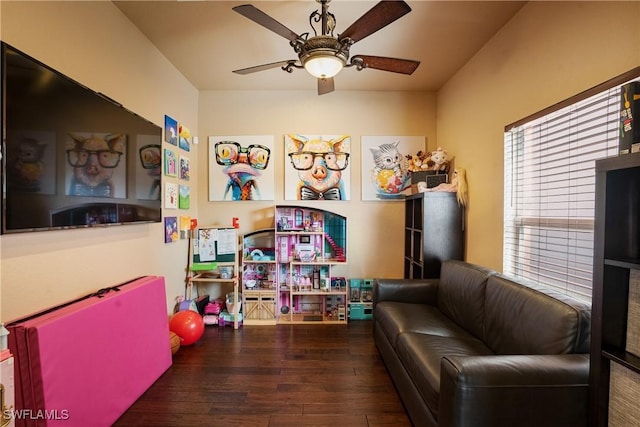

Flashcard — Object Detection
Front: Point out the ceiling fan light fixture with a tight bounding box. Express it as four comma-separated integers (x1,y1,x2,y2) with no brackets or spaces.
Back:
232,1,419,94
304,55,344,79
299,35,349,79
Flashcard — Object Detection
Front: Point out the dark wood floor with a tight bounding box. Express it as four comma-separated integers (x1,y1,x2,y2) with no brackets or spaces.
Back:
114,320,411,427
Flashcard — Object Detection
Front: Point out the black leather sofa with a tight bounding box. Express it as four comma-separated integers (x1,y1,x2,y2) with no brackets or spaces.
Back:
373,260,591,427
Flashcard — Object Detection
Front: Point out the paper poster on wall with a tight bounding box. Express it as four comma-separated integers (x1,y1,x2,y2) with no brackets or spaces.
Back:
197,228,217,262
361,136,425,201
284,134,351,200
208,135,275,201
216,228,237,255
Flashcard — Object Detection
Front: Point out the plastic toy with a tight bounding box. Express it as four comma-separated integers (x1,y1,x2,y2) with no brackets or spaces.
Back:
420,167,468,207
169,310,204,346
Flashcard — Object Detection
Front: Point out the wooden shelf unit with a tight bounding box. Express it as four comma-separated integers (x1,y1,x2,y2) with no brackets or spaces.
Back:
188,226,240,329
404,192,464,279
590,151,640,426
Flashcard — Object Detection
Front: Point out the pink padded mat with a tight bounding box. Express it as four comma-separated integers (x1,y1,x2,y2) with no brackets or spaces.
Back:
7,276,172,427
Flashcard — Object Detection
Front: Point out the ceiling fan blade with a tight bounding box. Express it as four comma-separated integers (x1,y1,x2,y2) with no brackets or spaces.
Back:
233,60,293,75
352,55,420,75
339,1,411,44
233,4,300,42
318,77,335,95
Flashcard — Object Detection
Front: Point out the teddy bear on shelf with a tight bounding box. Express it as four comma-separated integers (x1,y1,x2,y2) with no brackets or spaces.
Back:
426,147,450,173
405,150,431,172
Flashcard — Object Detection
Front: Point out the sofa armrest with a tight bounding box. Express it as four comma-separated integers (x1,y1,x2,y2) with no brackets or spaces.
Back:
373,278,439,307
439,354,589,427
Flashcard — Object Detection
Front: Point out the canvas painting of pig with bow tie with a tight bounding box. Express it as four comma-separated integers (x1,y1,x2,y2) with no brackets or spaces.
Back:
285,134,351,201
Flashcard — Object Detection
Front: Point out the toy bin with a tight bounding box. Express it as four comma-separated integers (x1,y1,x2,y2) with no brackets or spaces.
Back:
218,311,243,327
225,292,242,315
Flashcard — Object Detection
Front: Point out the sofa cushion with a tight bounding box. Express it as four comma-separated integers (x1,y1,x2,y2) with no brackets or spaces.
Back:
396,332,494,420
375,301,474,347
483,275,592,354
437,260,495,339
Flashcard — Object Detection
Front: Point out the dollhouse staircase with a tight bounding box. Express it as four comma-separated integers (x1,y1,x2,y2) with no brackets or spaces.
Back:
325,234,346,262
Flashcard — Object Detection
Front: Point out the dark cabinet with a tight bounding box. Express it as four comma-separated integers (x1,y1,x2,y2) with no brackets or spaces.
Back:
404,192,464,279
590,152,640,426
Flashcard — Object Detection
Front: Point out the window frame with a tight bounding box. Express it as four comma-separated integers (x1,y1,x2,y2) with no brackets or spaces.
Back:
503,67,640,302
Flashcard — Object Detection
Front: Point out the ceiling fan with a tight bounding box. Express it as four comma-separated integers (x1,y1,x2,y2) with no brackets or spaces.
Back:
232,0,420,95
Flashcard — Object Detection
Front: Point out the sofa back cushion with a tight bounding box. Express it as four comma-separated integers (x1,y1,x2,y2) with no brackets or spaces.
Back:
483,274,591,354
437,260,495,339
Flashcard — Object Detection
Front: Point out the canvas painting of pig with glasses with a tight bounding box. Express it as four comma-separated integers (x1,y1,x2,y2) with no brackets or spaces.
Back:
285,134,351,201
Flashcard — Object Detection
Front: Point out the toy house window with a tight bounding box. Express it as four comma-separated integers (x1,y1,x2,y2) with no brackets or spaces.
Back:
294,209,303,228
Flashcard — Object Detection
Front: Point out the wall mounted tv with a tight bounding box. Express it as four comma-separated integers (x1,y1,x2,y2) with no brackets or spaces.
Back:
1,42,162,234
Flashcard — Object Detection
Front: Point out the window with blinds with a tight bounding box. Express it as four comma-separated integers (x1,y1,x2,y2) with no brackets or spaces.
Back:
503,82,632,302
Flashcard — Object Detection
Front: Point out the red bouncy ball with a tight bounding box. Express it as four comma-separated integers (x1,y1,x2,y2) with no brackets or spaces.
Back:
169,310,204,346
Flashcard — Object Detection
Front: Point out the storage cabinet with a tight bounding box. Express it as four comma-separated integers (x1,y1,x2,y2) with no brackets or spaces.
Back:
188,226,241,329
243,290,277,323
274,206,348,324
404,192,464,279
590,152,640,426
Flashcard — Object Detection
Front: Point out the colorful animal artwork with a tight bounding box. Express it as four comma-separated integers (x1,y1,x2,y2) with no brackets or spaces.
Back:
66,133,125,197
285,134,350,200
215,141,269,200
361,136,425,201
369,141,411,198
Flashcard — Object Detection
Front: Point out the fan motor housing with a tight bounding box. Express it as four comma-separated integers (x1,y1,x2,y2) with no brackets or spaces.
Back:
298,35,349,67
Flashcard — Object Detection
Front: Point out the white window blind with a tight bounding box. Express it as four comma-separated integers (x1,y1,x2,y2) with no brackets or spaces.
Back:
503,84,627,301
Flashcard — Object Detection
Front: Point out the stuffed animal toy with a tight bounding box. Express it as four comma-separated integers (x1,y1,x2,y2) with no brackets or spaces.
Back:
405,150,430,172
427,147,450,173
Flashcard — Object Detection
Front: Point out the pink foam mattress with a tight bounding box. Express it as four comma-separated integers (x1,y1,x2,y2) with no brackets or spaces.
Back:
7,276,172,427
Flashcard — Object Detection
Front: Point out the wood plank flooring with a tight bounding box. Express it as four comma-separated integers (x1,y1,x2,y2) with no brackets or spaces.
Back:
114,320,411,426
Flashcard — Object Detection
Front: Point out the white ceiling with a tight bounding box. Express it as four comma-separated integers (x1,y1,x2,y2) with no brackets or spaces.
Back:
114,0,526,93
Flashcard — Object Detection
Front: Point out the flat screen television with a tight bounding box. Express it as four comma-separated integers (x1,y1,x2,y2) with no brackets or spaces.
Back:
1,42,162,233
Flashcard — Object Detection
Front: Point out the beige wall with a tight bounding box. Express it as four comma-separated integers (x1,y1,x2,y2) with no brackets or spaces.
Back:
437,1,640,271
2,1,639,322
0,1,199,321
197,90,436,281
